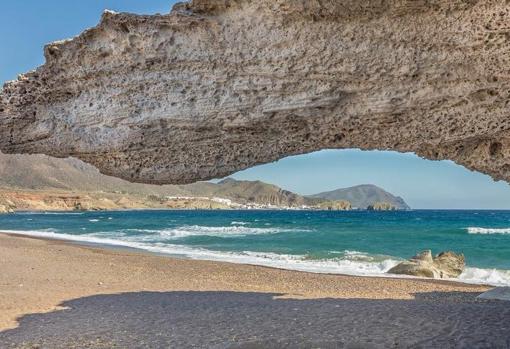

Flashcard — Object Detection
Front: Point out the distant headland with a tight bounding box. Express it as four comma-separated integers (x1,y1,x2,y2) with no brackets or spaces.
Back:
0,153,409,212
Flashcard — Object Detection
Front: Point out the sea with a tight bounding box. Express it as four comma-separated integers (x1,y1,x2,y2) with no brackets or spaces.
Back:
1,209,510,286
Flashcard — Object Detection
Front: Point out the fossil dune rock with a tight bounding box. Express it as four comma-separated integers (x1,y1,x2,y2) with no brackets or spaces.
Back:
1,0,510,184
388,250,466,279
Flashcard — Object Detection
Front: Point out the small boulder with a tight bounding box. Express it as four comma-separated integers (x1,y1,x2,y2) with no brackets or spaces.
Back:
388,250,465,279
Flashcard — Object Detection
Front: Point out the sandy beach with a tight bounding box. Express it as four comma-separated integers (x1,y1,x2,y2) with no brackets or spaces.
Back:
1,232,509,348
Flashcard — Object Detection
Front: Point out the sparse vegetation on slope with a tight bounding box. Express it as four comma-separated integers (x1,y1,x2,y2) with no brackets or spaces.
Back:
0,153,409,211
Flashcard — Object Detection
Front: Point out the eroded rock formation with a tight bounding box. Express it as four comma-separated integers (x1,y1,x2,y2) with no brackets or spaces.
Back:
388,250,466,279
1,1,509,184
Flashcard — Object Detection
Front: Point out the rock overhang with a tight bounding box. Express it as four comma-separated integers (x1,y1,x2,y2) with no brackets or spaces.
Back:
1,0,509,184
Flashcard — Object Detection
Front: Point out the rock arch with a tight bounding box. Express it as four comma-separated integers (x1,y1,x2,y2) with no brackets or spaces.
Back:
1,0,509,184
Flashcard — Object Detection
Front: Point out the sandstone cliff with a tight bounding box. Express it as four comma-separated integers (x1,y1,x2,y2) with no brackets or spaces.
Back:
315,200,352,211
1,1,509,185
0,189,235,212
367,202,398,211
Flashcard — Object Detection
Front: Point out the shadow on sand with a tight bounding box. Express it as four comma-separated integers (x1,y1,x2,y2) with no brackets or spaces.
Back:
1,290,509,348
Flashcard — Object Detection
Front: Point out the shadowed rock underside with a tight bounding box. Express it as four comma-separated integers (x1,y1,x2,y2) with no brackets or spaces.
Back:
1,0,509,184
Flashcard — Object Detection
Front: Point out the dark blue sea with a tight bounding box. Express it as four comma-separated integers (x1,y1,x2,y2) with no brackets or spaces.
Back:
1,209,510,286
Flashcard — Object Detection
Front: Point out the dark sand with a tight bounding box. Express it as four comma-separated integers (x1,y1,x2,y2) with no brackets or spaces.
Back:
1,233,509,348
3,291,510,348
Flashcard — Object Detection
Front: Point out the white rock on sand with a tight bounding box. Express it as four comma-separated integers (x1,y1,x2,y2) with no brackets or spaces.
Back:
387,250,465,279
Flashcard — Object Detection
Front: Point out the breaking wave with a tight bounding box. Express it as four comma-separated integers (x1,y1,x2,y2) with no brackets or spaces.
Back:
458,267,510,286
154,225,311,239
4,225,311,241
0,229,400,276
466,227,510,235
3,228,510,286
106,225,311,240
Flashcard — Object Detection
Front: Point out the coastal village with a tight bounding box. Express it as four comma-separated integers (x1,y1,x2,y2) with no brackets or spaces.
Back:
0,153,408,213
2,1,508,347
0,191,401,213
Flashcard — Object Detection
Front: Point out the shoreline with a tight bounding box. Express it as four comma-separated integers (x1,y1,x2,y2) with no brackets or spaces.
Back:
4,231,480,287
2,227,506,288
2,230,488,287
2,207,407,213
8,208,510,213
0,232,492,332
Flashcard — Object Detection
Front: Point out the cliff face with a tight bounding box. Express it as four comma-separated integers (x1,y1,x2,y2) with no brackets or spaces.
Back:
367,202,398,211
1,1,509,184
0,190,233,212
315,200,352,211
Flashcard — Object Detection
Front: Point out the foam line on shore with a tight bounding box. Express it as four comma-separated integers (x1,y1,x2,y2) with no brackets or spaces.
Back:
2,229,510,287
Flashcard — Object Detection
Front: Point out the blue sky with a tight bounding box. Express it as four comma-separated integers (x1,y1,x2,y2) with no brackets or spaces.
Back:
1,1,510,209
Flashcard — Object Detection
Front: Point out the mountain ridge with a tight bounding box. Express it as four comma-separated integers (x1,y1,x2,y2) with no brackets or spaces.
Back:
308,184,410,210
0,153,409,211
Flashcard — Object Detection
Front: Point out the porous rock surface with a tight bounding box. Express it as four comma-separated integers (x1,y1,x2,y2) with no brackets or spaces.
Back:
388,250,466,279
1,0,510,184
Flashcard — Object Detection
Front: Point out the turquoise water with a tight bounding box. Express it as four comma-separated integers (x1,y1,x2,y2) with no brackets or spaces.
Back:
1,210,510,285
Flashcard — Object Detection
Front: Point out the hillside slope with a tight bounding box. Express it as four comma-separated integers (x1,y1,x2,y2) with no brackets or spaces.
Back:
0,153,408,210
0,153,312,207
309,184,410,210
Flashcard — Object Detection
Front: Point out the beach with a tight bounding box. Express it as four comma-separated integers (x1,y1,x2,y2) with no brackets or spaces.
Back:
2,0,510,347
1,233,510,348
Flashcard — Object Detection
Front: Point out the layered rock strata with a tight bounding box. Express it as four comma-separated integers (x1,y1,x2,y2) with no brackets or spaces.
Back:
1,1,509,184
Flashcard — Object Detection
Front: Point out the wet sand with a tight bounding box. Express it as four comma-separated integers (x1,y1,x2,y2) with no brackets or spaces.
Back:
1,233,509,348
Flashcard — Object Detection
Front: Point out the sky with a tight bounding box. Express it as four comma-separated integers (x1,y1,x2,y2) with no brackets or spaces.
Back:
1,1,510,209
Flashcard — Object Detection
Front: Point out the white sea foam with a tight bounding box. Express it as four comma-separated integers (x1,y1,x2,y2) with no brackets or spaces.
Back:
105,226,309,239
1,230,137,247
466,227,510,234
0,229,400,277
156,225,310,239
88,219,100,222
211,250,402,276
2,229,510,286
231,221,248,225
123,228,163,234
459,267,510,287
